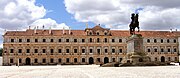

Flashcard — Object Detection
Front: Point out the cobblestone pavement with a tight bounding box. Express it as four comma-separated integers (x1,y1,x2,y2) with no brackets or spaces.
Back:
0,65,180,78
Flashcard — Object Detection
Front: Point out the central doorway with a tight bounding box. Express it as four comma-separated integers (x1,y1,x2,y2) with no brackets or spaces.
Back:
104,57,109,64
89,57,94,64
26,58,31,65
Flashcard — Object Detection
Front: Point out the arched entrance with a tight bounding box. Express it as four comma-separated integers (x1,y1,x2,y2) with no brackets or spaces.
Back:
161,56,165,62
26,58,31,65
89,57,94,64
104,57,109,64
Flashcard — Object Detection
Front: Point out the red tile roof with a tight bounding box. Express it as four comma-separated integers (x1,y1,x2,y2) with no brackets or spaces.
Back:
4,29,180,38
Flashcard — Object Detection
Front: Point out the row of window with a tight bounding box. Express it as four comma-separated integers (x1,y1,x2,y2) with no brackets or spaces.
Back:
10,58,118,63
147,48,177,52
146,39,177,43
8,48,124,53
9,38,123,43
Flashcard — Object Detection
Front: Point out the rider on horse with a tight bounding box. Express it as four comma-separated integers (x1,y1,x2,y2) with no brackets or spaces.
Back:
129,13,140,35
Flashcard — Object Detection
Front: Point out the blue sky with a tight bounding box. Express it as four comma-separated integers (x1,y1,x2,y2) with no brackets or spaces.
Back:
0,0,180,48
36,0,97,29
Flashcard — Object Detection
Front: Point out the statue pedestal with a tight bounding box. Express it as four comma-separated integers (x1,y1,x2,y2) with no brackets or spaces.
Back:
122,34,150,65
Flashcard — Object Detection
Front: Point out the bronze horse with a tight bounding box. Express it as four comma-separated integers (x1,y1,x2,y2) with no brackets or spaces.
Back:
129,13,140,35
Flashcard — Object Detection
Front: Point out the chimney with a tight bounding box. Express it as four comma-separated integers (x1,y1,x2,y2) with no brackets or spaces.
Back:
49,27,51,34
34,27,37,33
63,27,65,34
170,29,172,33
86,23,88,28
176,29,178,31
42,25,45,30
29,26,31,29
69,27,71,34
37,26,39,29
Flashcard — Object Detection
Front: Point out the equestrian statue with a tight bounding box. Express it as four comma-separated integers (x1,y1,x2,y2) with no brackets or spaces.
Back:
129,13,140,35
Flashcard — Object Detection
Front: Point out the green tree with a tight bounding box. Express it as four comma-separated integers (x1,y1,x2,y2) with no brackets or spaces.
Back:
0,48,2,56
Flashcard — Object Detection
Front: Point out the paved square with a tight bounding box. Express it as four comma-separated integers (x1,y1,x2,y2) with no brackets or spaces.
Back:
0,65,180,78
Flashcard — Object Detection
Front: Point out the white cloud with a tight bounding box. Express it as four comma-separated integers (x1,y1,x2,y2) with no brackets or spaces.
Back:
64,0,180,30
0,0,46,30
0,0,69,48
31,18,69,29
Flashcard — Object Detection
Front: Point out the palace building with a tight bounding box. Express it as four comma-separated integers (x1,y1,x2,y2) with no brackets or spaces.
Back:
2,25,180,66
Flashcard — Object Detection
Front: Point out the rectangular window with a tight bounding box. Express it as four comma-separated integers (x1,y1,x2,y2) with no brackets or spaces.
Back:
119,49,122,53
154,39,157,43
11,39,14,42
147,49,150,52
34,49,38,53
105,49,108,53
66,49,69,53
26,49,30,53
74,49,77,53
10,59,13,63
50,39,53,42
113,58,115,62
35,39,38,42
59,39,61,42
154,49,157,52
66,58,69,63
74,39,77,42
34,59,38,63
51,49,54,53
19,39,22,42
119,39,122,43
58,49,62,53
112,39,115,42
27,39,30,42
59,58,61,63
174,48,177,52
82,49,85,53
161,39,163,43
43,59,46,63
112,49,115,53
82,58,85,62
18,49,22,53
174,39,176,43
66,39,69,42
74,58,77,62
10,49,14,53
168,49,171,52
82,39,85,42
43,49,46,53
50,58,54,63
97,49,100,54
97,58,100,62
19,59,22,63
43,39,46,42
161,49,164,52
90,49,93,53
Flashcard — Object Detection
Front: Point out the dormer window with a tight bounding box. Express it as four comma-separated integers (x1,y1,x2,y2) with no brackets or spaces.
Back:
97,32,99,35
104,32,107,35
89,32,92,35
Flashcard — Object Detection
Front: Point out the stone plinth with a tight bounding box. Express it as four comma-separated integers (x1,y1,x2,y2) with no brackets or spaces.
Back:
122,34,150,65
